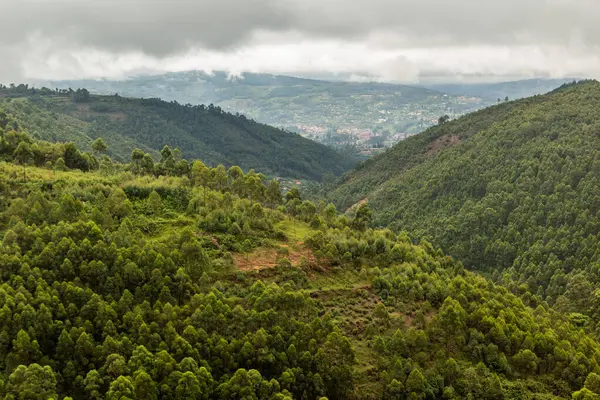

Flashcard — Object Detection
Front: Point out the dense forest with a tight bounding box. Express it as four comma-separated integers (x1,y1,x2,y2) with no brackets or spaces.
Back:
3,100,600,399
325,80,600,330
0,84,355,181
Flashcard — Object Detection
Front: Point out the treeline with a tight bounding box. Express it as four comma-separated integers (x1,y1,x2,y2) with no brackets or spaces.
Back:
0,84,89,102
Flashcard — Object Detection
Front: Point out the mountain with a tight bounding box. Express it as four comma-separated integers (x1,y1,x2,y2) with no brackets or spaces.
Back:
426,78,577,102
2,121,600,399
35,71,486,141
325,80,600,324
0,85,356,180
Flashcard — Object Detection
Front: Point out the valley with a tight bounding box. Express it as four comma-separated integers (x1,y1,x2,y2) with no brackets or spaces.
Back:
2,1,599,399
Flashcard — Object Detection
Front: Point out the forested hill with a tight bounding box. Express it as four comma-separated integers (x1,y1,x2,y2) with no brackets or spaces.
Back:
0,85,356,180
4,115,600,399
325,80,600,326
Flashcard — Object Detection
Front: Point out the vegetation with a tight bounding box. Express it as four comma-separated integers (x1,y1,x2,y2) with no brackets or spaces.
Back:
325,80,600,331
0,84,355,181
2,104,600,399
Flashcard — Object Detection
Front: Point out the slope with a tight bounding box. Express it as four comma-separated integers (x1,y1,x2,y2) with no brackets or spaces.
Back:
326,80,600,323
0,85,356,180
2,122,600,399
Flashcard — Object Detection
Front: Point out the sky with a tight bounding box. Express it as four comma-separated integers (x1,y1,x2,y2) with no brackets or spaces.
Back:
2,0,600,83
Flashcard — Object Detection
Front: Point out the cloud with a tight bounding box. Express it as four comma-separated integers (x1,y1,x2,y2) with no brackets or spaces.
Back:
1,0,600,82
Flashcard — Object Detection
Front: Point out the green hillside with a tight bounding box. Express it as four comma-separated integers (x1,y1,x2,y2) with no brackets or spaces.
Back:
2,114,600,399
0,85,355,180
325,80,600,326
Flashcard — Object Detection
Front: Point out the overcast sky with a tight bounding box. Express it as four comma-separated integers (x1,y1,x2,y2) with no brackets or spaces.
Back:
2,0,599,83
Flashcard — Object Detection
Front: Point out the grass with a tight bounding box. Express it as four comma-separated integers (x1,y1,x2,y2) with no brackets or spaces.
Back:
276,218,313,243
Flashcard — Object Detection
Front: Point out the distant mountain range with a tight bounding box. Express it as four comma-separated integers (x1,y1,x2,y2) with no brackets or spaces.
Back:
424,78,577,101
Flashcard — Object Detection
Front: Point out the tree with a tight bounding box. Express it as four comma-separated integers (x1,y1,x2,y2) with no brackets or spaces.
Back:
83,370,104,400
406,368,427,399
12,141,34,181
285,187,301,203
148,190,163,215
436,297,467,350
512,349,538,374
103,353,128,381
585,373,600,394
373,303,391,328
71,88,90,102
107,188,133,219
8,330,39,369
13,141,34,165
133,369,157,400
228,165,244,182
351,203,372,232
213,165,228,191
181,239,210,279
130,148,145,172
192,160,210,186
5,364,58,400
106,375,135,400
141,153,155,175
176,371,205,400
160,145,175,174
92,138,107,155
56,329,75,365
54,157,67,171
573,388,600,400
438,115,450,125
266,179,282,208
63,142,89,171
218,369,265,399
323,203,337,225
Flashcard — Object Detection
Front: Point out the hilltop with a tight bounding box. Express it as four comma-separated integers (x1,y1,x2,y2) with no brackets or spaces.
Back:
2,116,600,399
0,85,355,181
325,80,600,325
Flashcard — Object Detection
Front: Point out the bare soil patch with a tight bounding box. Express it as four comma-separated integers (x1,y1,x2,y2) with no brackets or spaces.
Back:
234,243,316,271
425,134,460,156
76,104,127,122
